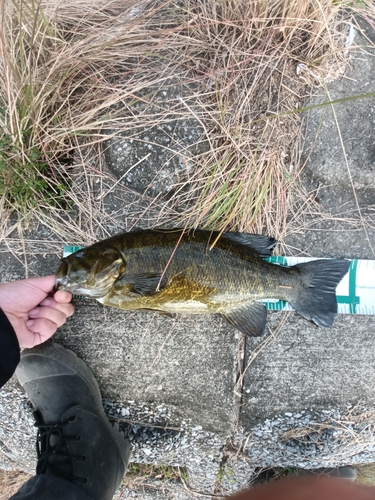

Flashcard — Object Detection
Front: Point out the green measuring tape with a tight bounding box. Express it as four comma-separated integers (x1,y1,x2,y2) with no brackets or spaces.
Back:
63,246,374,315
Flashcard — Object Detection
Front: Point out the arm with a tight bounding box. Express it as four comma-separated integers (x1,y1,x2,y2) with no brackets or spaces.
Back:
0,309,20,387
0,276,74,388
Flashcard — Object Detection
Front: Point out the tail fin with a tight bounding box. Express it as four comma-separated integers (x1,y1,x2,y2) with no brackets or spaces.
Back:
289,259,350,327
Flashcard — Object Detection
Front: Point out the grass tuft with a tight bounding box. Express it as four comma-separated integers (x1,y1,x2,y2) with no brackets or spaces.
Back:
0,0,374,242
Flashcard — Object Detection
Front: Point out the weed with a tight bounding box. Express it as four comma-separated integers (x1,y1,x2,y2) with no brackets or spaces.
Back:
217,466,236,485
0,0,71,211
0,135,53,209
124,462,188,483
250,466,300,485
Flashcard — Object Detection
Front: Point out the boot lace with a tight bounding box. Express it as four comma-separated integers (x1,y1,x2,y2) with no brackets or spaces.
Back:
33,410,87,483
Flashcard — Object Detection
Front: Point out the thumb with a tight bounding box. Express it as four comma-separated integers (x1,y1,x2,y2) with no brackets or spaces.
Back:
54,290,73,303
21,275,56,294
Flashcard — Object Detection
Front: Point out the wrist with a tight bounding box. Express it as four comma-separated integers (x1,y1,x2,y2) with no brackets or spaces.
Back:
0,308,20,350
0,309,21,385
1,310,21,336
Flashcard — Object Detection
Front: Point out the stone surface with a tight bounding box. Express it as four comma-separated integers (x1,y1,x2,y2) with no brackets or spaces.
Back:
104,79,206,198
54,303,237,436
0,249,237,490
241,313,375,429
237,23,375,475
302,27,375,210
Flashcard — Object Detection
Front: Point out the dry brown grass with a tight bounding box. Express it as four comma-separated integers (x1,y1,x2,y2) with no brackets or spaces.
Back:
162,0,347,237
0,469,32,499
279,406,375,466
1,0,374,246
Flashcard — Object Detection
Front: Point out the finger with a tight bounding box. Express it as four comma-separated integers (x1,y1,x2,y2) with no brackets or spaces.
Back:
53,290,73,303
15,275,57,295
28,305,73,327
227,477,375,500
25,317,60,338
31,332,45,348
38,298,74,317
19,332,45,349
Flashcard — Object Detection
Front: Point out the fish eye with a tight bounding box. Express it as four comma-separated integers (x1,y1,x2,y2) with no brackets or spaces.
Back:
75,251,84,258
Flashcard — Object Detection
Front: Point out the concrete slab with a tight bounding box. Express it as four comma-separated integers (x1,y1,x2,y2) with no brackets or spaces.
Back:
104,79,206,198
241,313,375,429
54,302,238,436
302,28,375,211
238,25,375,472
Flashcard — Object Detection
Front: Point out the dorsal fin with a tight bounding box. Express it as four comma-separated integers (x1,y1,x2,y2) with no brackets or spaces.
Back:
222,233,277,258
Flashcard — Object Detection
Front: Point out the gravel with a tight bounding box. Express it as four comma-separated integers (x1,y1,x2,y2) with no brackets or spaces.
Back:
3,386,375,498
233,405,375,470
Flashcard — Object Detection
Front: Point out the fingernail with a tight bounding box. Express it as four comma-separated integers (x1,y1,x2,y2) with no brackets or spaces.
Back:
28,309,39,316
57,291,71,301
41,299,51,306
26,320,34,327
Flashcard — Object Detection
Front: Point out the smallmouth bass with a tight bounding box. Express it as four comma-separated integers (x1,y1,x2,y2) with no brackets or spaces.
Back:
56,229,349,336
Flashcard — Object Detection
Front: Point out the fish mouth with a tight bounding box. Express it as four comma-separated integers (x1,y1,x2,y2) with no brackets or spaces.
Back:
55,254,125,298
68,287,103,297
55,278,105,297
55,260,100,296
55,265,112,298
55,260,69,291
55,275,105,297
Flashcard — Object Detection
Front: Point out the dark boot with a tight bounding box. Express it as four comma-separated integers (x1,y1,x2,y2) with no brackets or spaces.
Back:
16,342,131,500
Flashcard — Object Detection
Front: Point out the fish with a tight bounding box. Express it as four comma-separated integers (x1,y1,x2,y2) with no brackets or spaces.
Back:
55,229,350,336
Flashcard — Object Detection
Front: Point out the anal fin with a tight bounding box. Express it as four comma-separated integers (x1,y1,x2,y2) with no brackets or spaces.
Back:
222,302,267,337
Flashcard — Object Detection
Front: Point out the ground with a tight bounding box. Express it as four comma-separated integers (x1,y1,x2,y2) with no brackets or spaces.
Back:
1,16,375,500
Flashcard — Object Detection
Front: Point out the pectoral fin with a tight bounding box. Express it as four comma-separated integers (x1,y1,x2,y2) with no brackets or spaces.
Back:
222,302,267,337
117,273,166,296
141,308,173,318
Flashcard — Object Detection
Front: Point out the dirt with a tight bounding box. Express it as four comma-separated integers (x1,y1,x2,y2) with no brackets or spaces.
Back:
0,469,32,499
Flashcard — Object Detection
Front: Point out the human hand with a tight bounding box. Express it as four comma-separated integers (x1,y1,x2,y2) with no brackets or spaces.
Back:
0,276,74,348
